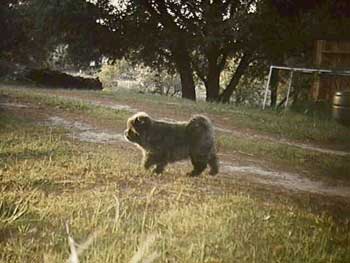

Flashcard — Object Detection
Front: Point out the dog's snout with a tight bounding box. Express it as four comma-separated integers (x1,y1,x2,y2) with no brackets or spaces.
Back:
124,128,139,142
124,129,130,139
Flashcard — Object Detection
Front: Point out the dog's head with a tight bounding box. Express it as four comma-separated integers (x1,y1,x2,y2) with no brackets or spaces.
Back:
124,112,152,144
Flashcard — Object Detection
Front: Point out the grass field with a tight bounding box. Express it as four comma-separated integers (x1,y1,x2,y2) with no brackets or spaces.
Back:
4,84,350,146
1,84,350,262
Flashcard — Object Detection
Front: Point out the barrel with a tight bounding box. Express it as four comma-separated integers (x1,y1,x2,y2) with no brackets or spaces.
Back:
332,90,350,125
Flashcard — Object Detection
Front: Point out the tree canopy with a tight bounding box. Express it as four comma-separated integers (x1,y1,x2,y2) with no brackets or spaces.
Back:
2,0,350,102
0,1,33,63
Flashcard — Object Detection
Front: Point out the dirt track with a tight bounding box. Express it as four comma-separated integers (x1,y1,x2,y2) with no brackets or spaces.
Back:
2,92,350,200
48,93,350,157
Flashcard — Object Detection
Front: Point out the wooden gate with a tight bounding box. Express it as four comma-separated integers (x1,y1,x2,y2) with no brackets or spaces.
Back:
312,40,350,101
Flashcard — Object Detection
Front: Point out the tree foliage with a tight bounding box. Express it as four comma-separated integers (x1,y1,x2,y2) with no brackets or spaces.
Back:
0,1,35,63
87,0,262,102
3,0,350,103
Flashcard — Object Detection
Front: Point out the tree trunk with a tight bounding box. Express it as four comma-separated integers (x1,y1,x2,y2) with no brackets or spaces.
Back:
270,69,279,107
219,53,250,103
205,54,220,102
179,66,196,101
173,47,196,101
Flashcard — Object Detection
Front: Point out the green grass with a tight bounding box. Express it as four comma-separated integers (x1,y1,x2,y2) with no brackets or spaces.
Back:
2,84,350,147
99,88,350,146
218,134,350,180
0,96,350,262
0,86,131,124
1,84,349,181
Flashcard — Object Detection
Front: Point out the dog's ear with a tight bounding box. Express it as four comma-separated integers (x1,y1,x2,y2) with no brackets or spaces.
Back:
135,116,144,124
134,115,151,129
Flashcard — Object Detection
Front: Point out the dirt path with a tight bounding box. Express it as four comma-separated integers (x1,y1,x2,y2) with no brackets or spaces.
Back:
44,111,350,199
48,93,350,157
1,94,350,200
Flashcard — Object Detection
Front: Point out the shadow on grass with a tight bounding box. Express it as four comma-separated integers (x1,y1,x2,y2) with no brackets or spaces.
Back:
30,178,77,194
0,149,55,162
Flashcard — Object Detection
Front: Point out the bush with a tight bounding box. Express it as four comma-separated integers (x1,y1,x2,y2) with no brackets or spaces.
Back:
98,59,136,88
99,59,181,96
220,59,266,105
136,66,181,96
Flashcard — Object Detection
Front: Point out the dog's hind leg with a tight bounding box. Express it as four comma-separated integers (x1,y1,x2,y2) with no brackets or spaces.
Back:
208,154,219,175
188,153,207,177
153,162,167,174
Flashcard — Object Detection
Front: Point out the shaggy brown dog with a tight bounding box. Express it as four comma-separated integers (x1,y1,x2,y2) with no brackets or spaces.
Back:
124,112,219,176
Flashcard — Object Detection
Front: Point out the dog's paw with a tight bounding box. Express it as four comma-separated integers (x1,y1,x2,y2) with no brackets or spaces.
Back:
209,169,218,176
186,171,200,177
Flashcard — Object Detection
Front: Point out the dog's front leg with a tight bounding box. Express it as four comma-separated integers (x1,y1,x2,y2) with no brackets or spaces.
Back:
153,162,167,174
142,153,155,170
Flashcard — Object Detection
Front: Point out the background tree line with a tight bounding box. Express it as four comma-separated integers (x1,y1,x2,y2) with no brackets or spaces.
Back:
1,0,350,104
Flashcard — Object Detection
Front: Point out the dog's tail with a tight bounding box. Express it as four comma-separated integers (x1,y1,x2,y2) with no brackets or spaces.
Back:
187,115,214,133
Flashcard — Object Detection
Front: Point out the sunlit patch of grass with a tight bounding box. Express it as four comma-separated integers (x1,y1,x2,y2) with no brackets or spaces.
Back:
2,190,349,262
0,86,131,123
156,197,350,262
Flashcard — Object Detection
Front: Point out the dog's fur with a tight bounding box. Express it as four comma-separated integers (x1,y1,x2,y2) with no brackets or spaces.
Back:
124,112,219,176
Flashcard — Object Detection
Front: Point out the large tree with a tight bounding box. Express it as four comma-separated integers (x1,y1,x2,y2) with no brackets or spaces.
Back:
25,0,350,102
28,0,262,101
29,0,122,67
125,0,260,102
0,1,32,62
